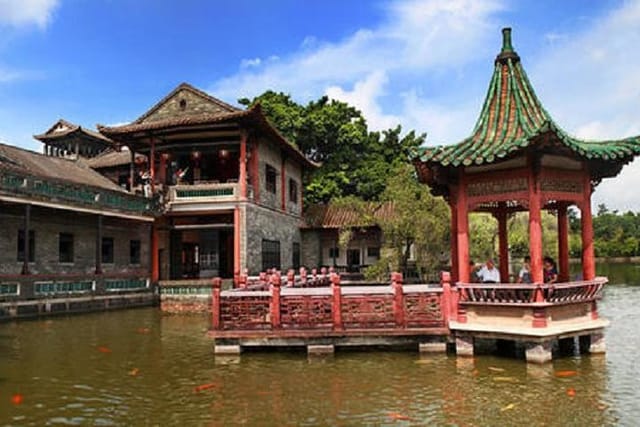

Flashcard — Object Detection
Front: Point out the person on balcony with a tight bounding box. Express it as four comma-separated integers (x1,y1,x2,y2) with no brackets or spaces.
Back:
543,256,558,284
140,170,151,198
517,256,532,284
477,258,500,283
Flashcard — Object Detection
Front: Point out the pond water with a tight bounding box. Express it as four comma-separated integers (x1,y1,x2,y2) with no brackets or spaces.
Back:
1,264,640,426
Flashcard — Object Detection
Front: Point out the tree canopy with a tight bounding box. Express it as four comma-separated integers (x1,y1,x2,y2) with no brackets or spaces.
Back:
239,91,425,203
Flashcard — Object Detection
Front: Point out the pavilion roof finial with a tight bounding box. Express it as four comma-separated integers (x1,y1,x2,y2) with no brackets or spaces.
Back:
496,27,520,64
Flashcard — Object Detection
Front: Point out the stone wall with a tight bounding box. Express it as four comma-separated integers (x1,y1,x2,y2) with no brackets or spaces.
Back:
140,88,232,123
301,230,322,269
257,137,283,212
0,203,151,275
245,203,302,274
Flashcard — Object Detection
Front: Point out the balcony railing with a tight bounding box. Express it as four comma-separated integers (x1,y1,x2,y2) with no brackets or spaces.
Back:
0,170,157,215
168,182,239,204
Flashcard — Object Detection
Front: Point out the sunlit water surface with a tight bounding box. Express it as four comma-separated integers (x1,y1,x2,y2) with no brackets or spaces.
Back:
1,263,640,426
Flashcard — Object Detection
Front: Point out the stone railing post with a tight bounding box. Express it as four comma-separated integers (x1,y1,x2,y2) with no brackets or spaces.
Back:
440,271,452,326
270,273,281,329
532,283,547,327
211,277,222,330
238,271,248,289
456,282,467,324
391,272,405,328
286,269,295,287
299,267,307,287
331,273,343,331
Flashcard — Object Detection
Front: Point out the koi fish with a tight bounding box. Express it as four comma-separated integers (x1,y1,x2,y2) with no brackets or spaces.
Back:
11,394,23,405
493,376,517,382
97,346,112,353
500,403,515,412
194,383,217,392
488,366,505,373
554,370,577,378
129,368,140,376
566,387,576,397
388,412,412,421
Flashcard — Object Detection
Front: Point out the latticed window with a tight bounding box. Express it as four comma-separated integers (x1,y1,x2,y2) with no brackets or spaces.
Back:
59,233,74,263
102,237,114,264
262,239,281,271
289,179,298,203
17,229,35,262
265,164,277,193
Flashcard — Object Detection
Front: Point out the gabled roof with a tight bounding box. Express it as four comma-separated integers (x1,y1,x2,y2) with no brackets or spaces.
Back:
304,202,394,229
0,142,125,192
34,119,113,144
133,82,241,124
414,28,640,168
83,148,146,169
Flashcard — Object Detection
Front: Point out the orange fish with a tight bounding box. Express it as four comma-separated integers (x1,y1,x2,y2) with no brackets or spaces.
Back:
129,368,140,376
555,370,577,378
388,412,412,421
194,383,217,393
97,346,112,353
566,387,576,397
11,394,23,405
136,328,150,334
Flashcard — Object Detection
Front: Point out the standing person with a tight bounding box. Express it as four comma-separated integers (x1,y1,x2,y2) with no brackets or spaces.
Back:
477,258,501,283
517,256,532,284
469,260,480,283
140,170,151,198
543,256,558,284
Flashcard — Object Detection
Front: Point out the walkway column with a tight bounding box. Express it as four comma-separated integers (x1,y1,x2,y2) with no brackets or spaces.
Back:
581,174,596,280
454,179,470,283
557,203,570,282
239,131,248,200
449,199,459,283
233,207,241,280
95,215,103,274
496,205,509,282
21,204,31,275
129,148,135,191
528,165,543,283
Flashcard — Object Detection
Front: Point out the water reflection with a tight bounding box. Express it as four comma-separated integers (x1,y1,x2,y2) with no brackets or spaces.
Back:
0,266,639,425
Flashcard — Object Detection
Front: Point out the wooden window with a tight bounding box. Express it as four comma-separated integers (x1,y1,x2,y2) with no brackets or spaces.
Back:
289,179,298,204
328,247,340,258
367,247,381,258
102,237,114,264
130,240,141,265
262,239,281,271
292,242,301,269
59,233,74,263
17,230,35,262
265,164,277,194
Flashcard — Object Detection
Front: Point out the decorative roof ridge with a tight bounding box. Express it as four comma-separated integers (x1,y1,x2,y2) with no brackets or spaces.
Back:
132,82,242,124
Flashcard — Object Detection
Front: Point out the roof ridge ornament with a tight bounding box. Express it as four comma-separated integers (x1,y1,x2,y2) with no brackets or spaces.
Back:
496,27,520,64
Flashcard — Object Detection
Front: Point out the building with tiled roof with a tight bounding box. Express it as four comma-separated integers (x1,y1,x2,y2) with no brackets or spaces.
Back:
34,119,113,159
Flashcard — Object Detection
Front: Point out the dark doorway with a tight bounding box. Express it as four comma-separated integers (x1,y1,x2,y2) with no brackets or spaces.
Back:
347,249,361,272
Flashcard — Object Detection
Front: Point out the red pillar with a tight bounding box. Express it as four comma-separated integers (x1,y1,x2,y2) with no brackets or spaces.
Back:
151,222,159,283
581,174,596,280
454,180,470,283
331,273,343,330
239,131,247,199
149,137,156,193
233,207,241,282
211,277,222,330
391,272,405,328
557,203,570,282
449,199,459,283
528,167,543,283
250,142,260,203
496,206,509,283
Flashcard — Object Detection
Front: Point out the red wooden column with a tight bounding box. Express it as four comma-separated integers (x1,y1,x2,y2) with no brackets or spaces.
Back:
581,173,596,280
239,131,248,199
449,198,459,283
151,222,159,283
233,207,241,282
149,137,156,193
454,177,470,283
557,203,570,282
496,205,509,283
528,165,543,283
211,277,222,330
250,142,260,202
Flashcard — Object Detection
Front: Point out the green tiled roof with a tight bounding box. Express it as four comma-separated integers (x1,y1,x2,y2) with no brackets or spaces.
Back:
415,28,640,168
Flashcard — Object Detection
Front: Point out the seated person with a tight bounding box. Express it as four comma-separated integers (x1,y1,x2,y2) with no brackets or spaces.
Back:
543,256,558,284
517,256,532,284
477,259,501,283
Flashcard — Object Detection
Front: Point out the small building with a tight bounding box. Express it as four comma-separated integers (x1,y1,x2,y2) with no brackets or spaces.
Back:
34,119,112,159
301,202,392,273
97,83,318,280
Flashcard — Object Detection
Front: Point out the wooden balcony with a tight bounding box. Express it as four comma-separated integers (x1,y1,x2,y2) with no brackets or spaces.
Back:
166,182,241,210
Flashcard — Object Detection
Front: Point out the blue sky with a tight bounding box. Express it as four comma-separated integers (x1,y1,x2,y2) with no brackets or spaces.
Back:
1,0,640,210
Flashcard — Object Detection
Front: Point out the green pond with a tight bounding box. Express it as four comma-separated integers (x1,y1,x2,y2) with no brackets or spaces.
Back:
1,263,640,426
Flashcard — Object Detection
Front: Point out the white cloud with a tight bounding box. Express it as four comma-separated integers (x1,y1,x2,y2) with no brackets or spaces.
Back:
0,0,59,28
